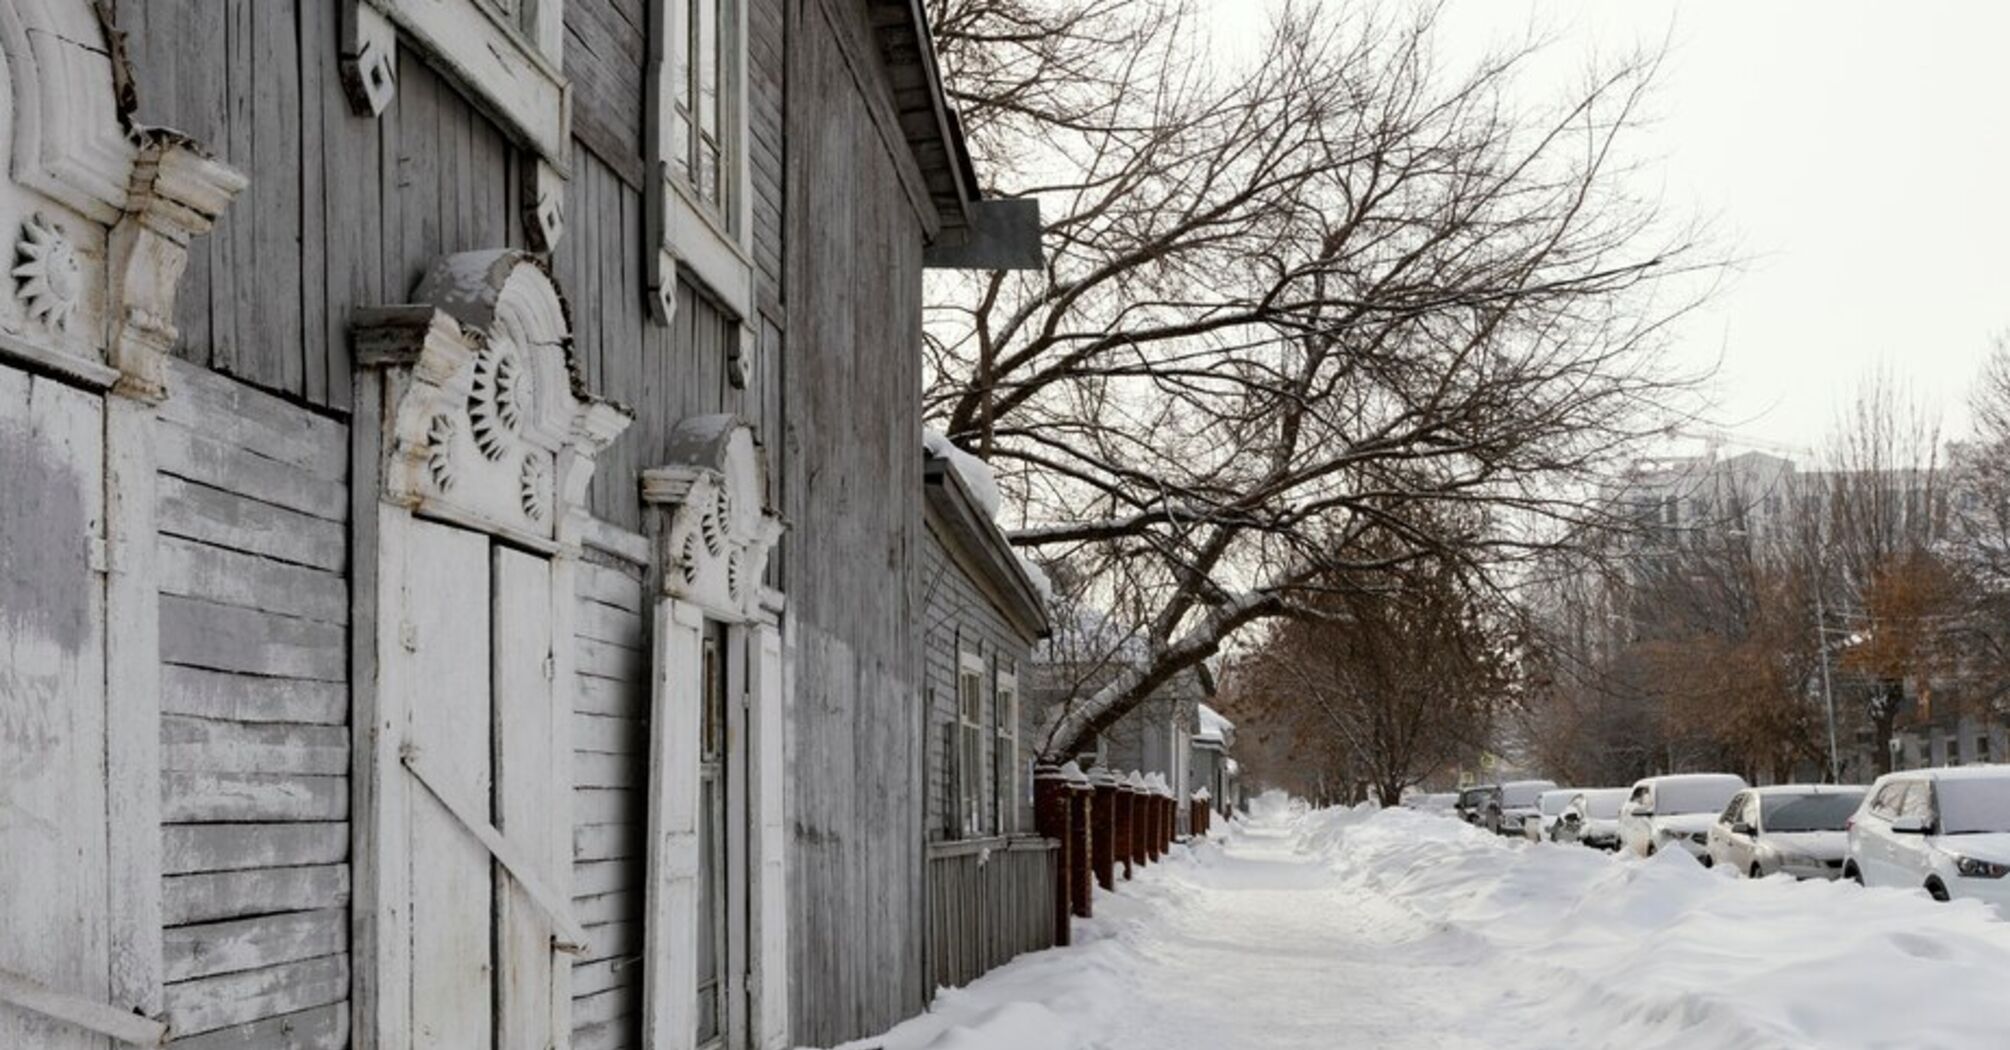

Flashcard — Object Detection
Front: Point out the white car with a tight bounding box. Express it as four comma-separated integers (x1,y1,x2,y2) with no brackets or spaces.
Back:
1524,789,1579,842
1556,788,1629,849
1846,766,2010,913
1496,779,1560,837
1706,785,1865,879
1618,773,1749,859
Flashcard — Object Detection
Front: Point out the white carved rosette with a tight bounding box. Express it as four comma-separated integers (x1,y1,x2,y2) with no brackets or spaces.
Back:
642,416,784,620
354,250,632,546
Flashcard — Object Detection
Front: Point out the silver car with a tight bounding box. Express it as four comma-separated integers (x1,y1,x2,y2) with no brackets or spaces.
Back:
1706,785,1865,878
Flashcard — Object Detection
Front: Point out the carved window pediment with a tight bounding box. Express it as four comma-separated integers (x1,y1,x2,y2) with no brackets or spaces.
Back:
0,2,244,399
642,416,783,619
355,250,631,547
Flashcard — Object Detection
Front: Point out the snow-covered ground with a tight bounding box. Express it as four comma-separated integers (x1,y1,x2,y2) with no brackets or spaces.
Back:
827,794,2010,1050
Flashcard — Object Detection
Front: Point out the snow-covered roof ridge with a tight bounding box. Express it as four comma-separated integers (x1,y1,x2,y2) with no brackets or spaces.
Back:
1195,702,1233,744
923,427,1002,518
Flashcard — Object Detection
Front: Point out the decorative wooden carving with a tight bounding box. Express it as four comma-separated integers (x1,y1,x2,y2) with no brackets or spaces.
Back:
641,416,783,620
353,250,631,547
0,1,245,398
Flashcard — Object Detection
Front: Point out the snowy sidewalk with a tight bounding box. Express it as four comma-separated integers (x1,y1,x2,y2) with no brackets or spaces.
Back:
830,798,2010,1050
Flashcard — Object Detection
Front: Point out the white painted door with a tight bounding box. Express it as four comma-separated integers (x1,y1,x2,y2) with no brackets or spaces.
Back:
395,518,564,1048
0,365,108,1048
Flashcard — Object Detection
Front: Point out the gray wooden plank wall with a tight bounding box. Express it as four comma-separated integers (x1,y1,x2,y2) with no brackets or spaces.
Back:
154,358,353,1049
920,526,1037,840
571,548,652,1050
782,0,934,1041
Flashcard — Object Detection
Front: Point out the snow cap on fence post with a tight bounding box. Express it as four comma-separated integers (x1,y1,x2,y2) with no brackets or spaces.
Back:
1033,762,1074,946
1061,762,1095,918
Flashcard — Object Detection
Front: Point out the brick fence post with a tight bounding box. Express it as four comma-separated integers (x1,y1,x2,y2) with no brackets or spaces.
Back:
1114,773,1135,880
1089,766,1117,891
1034,762,1073,946
1065,762,1095,918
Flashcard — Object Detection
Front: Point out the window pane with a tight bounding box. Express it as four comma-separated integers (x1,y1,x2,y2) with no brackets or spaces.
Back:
699,0,720,139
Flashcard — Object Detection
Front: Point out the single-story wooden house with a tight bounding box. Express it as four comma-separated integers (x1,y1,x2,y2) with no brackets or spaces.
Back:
0,1,1033,1048
918,440,1058,993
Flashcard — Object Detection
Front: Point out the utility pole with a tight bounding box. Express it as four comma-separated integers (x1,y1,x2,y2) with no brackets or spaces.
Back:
1815,581,1840,783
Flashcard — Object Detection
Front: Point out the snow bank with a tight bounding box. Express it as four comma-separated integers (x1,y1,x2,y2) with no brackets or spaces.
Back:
1292,806,2010,1049
829,795,2010,1050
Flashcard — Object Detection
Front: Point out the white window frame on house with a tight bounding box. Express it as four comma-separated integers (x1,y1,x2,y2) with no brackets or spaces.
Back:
957,648,988,838
338,0,571,248
646,0,758,341
995,663,1020,835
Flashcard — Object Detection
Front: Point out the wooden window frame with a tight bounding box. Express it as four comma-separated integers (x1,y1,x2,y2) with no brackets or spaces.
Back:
995,664,1019,835
646,0,757,331
956,648,987,839
338,0,571,248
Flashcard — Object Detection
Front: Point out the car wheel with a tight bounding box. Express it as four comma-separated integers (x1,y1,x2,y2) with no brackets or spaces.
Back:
1925,878,1951,903
1749,863,1763,879
1644,843,1656,858
1843,862,1863,886
1699,854,1714,869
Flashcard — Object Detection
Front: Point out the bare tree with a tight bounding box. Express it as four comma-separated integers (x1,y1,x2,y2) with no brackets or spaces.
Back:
927,0,1713,759
1230,548,1514,806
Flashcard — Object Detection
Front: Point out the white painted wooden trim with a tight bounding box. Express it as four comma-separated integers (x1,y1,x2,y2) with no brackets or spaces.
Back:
642,598,707,1050
644,0,756,324
401,748,590,953
342,0,567,163
749,621,790,1050
0,968,168,1047
102,394,163,1022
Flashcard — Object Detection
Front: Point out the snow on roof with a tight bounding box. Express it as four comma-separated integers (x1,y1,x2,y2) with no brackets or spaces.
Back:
1878,764,2010,783
1195,703,1233,743
924,427,1001,518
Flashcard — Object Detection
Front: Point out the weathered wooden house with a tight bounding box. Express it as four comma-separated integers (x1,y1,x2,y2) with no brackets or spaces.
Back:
1190,702,1235,821
918,443,1058,992
0,0,1031,1047
1031,646,1210,837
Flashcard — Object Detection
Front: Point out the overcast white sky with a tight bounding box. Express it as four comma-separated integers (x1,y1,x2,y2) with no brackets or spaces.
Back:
1211,1,2010,456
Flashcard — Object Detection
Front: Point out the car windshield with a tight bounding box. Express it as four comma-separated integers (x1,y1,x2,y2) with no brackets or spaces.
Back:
1583,792,1625,819
1760,791,1864,833
1539,793,1574,816
1936,777,2010,834
1655,779,1743,814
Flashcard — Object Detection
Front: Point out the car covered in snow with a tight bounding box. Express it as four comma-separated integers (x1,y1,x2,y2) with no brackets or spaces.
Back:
1455,784,1502,831
1406,792,1459,813
1845,766,2010,912
1523,789,1580,842
1706,784,1865,878
1618,773,1749,859
1555,788,1629,849
1495,779,1560,837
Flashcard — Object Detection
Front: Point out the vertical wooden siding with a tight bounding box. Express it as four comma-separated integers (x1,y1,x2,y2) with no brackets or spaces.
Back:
783,0,933,1041
154,359,353,1048
924,840,1058,994
571,549,653,1050
920,526,1037,840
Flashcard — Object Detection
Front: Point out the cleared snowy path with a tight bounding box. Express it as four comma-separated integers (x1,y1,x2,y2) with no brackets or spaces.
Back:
833,798,2010,1050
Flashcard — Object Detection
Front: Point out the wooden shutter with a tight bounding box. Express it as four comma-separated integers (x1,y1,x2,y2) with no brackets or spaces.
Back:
493,547,560,1049
750,622,790,1049
642,598,706,1050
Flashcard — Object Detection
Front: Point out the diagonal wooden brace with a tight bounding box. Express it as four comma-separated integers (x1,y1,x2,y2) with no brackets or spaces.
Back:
401,745,591,956
0,967,169,1046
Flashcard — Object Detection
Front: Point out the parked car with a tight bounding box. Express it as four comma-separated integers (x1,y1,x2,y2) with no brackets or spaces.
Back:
1557,788,1629,850
1845,766,2010,912
1496,779,1561,837
1456,785,1503,831
1619,774,1750,859
1407,792,1459,813
1524,789,1580,842
1706,785,1865,878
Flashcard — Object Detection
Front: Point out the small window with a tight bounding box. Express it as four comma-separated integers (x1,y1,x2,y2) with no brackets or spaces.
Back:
1630,785,1651,806
1978,735,1993,763
1869,783,1902,819
1718,793,1746,825
1897,781,1934,823
957,650,988,838
669,0,740,227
